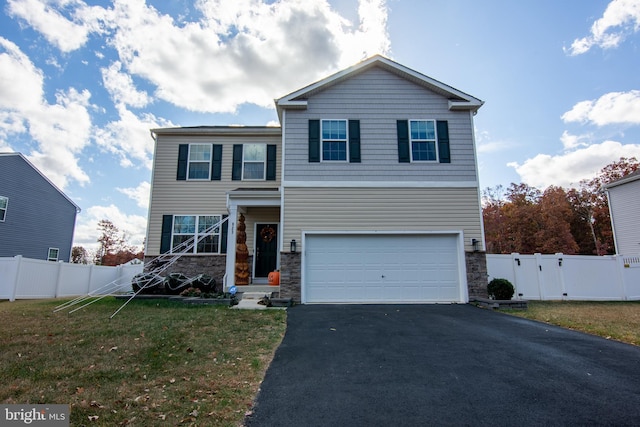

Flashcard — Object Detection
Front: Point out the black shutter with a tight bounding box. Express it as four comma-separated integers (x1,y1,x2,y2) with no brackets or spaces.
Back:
308,119,320,162
160,215,173,253
397,120,410,163
221,215,228,253
348,120,361,163
266,144,277,180
232,144,243,180
177,145,188,180
211,144,222,180
437,121,451,163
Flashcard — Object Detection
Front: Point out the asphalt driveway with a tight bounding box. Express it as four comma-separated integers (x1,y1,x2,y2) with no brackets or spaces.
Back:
245,304,640,426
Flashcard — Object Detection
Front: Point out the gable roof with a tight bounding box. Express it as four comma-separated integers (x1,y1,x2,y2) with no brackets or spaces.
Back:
275,54,484,119
0,152,81,212
604,169,640,190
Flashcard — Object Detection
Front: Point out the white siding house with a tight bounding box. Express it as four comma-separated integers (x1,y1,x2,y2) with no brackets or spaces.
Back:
605,170,640,255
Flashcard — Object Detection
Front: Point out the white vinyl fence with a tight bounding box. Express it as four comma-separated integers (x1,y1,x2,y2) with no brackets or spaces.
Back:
487,253,640,301
0,256,144,301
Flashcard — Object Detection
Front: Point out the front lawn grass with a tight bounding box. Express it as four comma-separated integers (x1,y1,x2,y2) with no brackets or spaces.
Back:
0,298,287,426
505,301,640,346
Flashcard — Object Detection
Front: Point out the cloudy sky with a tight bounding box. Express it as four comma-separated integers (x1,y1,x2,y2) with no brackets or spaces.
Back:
1,0,639,252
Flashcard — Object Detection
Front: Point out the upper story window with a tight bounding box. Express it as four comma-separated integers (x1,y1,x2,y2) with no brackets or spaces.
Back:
188,144,212,179
177,144,222,181
232,144,277,181
397,120,450,164
172,215,222,254
410,120,437,161
48,248,59,262
322,120,348,161
0,196,7,221
243,144,267,180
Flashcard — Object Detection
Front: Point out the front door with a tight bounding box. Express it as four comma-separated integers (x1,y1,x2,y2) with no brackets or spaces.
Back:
255,223,278,278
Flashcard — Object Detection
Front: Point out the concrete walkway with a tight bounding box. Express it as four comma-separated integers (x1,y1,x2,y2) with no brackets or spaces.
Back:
245,304,640,426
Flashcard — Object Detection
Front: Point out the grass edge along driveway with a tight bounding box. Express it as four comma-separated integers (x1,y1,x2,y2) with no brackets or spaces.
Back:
0,298,287,426
503,300,640,346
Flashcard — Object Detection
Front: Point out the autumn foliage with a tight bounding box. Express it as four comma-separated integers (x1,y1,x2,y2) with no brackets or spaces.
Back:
483,157,639,255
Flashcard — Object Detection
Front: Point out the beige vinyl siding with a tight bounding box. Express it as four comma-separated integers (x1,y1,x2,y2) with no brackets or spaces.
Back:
147,134,281,254
283,187,482,252
608,180,640,255
283,67,478,182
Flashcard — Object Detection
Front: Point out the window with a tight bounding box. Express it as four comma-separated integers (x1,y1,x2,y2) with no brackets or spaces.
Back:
188,144,212,179
48,248,59,262
172,215,221,254
322,120,348,161
0,196,7,221
410,120,437,161
243,144,266,180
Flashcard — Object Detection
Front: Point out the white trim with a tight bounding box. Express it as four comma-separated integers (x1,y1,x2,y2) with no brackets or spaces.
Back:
409,119,439,163
0,195,7,222
241,143,267,181
320,119,349,162
300,230,469,304
170,214,223,254
470,110,486,251
282,180,478,188
276,55,483,113
47,247,60,262
279,111,287,253
186,143,213,181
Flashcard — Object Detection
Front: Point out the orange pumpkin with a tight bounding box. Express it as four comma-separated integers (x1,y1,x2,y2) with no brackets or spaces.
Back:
268,270,280,286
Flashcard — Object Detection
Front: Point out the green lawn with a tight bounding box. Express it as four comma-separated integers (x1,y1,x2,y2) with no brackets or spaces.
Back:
504,300,640,346
0,298,287,426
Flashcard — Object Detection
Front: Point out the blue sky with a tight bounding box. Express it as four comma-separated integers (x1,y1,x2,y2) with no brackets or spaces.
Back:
1,0,639,253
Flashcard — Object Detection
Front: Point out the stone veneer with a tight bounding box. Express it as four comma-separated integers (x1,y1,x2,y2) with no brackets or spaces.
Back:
278,251,488,303
465,251,488,298
279,252,301,302
144,255,230,286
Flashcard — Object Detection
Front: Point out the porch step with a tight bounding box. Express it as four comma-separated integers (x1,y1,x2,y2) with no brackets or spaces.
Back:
235,285,279,294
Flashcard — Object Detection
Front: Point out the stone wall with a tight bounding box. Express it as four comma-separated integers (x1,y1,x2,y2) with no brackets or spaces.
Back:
465,251,488,298
279,252,301,302
144,255,227,285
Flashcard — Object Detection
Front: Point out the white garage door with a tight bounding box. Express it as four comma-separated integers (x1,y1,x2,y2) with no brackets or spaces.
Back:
304,234,463,303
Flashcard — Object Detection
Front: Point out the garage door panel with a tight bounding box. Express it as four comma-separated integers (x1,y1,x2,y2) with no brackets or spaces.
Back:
304,234,463,303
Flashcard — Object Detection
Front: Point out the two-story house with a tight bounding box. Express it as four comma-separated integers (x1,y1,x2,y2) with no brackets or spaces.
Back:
145,55,487,303
0,152,80,262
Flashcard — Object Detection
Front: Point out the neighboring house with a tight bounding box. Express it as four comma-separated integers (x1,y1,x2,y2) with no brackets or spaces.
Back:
146,55,487,303
0,152,80,262
604,170,640,255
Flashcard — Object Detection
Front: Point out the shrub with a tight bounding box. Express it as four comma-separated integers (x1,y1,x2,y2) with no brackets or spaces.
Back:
488,278,515,300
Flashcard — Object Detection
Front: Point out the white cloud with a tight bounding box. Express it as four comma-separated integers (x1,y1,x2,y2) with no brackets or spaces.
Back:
508,140,640,188
560,130,591,150
117,181,151,209
11,0,391,113
0,37,91,189
566,0,640,55
562,90,640,126
101,61,151,108
474,129,516,154
74,204,147,251
6,0,102,53
94,104,174,169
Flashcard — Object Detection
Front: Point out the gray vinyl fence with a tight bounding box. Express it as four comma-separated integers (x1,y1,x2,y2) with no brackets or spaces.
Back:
0,255,143,301
487,253,640,301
